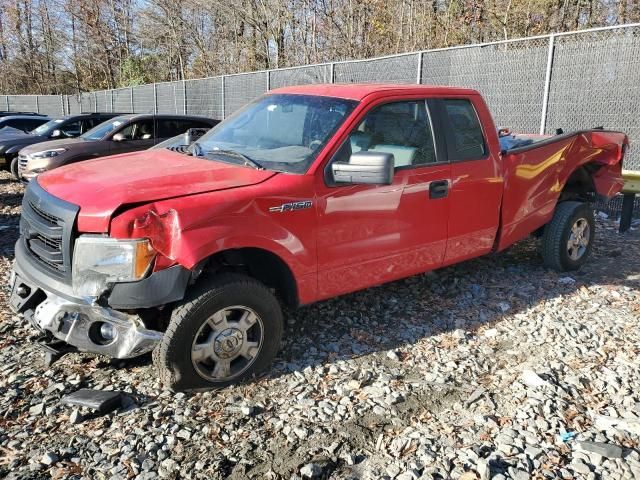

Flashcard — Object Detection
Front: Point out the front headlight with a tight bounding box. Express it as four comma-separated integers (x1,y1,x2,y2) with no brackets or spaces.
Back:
72,236,156,297
30,148,66,159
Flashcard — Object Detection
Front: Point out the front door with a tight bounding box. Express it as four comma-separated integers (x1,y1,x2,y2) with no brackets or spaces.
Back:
315,99,451,300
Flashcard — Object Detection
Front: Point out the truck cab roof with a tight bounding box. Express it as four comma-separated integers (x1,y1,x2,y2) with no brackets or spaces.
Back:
269,83,480,101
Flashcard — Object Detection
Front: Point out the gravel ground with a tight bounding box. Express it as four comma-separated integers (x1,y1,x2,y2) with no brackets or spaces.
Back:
1,169,639,480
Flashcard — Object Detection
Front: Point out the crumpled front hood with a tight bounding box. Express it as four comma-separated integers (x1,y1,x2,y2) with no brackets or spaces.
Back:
37,149,278,232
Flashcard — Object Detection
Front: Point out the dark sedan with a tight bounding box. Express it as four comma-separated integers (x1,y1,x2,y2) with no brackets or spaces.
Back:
18,114,219,181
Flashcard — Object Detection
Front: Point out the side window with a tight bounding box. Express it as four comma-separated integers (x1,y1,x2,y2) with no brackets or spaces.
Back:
442,99,486,161
335,101,437,169
60,120,82,137
176,119,212,132
81,118,99,132
27,120,46,131
156,119,181,138
117,120,154,140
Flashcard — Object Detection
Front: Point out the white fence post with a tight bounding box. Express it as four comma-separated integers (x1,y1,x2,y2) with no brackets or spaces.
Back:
221,76,225,119
153,83,158,114
183,80,187,114
130,87,134,113
539,34,555,135
416,53,423,84
61,95,66,115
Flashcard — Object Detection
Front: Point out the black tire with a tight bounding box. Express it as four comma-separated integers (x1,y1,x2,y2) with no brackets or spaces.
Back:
541,201,595,272
153,273,283,391
9,156,19,180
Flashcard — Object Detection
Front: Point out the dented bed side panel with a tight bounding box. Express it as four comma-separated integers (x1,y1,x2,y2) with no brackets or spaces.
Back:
497,130,628,251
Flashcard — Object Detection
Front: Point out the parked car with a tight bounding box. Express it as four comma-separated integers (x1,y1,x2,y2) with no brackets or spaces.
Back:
2,113,124,179
0,115,50,162
0,114,50,134
17,114,219,181
9,84,628,391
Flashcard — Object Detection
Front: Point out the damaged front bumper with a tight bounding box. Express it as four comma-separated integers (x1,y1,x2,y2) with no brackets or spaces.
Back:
31,293,162,358
9,265,164,359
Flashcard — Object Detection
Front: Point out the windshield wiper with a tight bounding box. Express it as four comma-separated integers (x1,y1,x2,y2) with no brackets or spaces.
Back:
204,148,264,170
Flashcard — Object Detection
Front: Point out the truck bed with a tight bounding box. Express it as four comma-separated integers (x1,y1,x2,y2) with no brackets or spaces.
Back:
497,129,628,251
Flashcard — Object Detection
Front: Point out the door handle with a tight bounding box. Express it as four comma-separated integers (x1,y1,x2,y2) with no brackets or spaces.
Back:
429,180,449,199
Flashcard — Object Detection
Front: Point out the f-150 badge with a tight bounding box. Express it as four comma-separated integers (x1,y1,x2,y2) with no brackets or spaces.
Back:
269,200,312,213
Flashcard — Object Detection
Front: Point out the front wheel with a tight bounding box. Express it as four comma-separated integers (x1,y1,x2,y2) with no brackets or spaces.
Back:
541,201,595,271
153,273,283,391
9,156,19,180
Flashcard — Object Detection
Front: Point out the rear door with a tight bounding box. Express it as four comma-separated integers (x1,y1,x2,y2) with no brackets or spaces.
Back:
315,98,451,299
433,97,503,265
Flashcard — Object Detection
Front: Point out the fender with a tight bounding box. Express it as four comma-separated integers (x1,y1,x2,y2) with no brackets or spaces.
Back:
109,185,319,303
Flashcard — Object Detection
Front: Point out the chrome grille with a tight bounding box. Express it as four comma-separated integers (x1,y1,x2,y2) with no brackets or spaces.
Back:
18,154,28,175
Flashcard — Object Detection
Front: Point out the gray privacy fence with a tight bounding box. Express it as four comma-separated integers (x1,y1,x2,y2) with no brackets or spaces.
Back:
2,23,639,169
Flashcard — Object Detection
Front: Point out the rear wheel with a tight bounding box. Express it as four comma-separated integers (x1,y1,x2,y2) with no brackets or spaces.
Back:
541,201,595,271
153,273,283,391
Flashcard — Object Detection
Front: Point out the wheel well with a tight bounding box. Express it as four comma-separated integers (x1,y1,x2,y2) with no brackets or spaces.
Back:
560,164,599,202
201,248,298,306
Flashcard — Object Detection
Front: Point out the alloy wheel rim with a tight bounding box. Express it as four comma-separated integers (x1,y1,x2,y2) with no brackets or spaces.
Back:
567,218,590,261
191,306,264,381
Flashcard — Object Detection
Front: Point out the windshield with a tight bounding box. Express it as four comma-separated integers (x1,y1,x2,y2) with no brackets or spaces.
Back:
81,118,126,141
31,118,64,136
195,94,357,173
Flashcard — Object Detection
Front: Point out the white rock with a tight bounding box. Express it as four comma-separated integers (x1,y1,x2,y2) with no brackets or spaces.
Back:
521,369,549,388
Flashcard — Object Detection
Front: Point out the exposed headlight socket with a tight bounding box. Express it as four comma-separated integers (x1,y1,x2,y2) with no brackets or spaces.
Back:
89,321,118,345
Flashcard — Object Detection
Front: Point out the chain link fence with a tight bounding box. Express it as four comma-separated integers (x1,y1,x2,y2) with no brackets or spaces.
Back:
2,23,639,170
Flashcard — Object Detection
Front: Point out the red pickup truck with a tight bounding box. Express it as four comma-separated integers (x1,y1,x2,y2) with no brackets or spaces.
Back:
9,84,628,391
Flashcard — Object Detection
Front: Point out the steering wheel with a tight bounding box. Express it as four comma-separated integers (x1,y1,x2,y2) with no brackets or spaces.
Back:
309,139,323,150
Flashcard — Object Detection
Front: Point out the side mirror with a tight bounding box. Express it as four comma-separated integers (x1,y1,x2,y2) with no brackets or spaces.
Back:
332,151,394,185
112,133,125,142
50,129,62,138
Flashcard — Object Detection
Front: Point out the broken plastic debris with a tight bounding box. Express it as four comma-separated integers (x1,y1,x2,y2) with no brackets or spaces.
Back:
61,389,124,414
